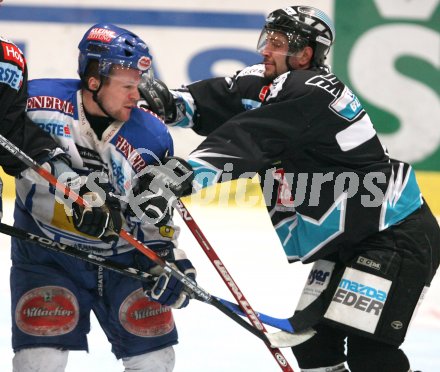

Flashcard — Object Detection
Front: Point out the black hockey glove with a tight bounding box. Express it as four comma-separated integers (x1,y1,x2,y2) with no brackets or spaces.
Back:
138,77,176,122
129,183,172,227
20,149,122,243
138,77,187,125
143,247,196,309
72,179,122,244
129,156,194,226
144,156,194,197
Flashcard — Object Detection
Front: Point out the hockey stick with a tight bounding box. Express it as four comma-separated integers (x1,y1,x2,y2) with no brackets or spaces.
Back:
216,297,294,333
0,133,312,348
176,199,302,370
0,221,294,333
0,222,153,281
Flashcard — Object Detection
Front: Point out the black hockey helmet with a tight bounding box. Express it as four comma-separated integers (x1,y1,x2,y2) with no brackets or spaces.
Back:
257,6,335,66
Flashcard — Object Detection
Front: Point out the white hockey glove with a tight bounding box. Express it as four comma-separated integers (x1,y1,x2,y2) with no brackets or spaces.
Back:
144,248,196,309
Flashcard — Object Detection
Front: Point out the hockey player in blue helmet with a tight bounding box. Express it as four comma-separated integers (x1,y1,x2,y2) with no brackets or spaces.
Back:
77,23,154,121
11,23,195,372
139,5,440,372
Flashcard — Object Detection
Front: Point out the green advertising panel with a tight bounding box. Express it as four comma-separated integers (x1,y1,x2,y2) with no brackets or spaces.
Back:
333,0,440,170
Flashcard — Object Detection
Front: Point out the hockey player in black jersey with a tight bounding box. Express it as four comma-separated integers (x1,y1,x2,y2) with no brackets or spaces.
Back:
139,6,440,372
0,36,65,176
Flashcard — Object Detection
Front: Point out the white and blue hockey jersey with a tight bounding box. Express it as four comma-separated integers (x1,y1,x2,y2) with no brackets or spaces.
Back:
15,78,178,255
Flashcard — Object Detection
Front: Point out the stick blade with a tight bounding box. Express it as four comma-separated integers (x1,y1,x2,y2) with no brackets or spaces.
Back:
266,328,316,348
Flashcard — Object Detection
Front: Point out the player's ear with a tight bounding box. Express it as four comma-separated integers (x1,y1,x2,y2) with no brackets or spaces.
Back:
300,46,314,65
290,46,314,69
88,76,100,92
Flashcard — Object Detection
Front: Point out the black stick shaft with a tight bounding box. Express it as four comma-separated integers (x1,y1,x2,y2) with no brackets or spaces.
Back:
0,222,270,342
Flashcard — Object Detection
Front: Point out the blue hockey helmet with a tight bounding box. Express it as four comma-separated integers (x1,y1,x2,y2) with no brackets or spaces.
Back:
257,6,335,66
78,23,153,79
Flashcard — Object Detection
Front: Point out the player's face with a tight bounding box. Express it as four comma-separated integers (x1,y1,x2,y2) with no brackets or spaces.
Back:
259,31,313,78
260,32,291,79
99,67,141,122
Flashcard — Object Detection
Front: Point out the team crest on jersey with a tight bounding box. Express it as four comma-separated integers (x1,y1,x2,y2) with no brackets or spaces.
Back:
119,288,174,337
15,286,79,336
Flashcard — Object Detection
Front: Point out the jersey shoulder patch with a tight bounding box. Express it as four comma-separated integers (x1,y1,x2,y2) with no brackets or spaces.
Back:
0,39,25,91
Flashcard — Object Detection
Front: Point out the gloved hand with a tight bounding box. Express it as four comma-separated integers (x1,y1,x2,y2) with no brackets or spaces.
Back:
144,247,196,309
138,76,186,125
138,77,176,122
129,186,172,226
19,149,122,242
72,177,122,244
21,147,81,188
129,156,194,226
141,156,194,197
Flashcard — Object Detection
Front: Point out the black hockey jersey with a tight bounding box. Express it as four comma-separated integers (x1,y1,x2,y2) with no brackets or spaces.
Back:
0,36,58,175
183,65,422,263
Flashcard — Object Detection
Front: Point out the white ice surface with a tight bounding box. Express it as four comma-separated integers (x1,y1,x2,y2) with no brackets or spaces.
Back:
1,200,439,371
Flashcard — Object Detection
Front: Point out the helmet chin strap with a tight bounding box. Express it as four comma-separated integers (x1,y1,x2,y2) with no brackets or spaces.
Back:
93,91,115,121
86,77,116,121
